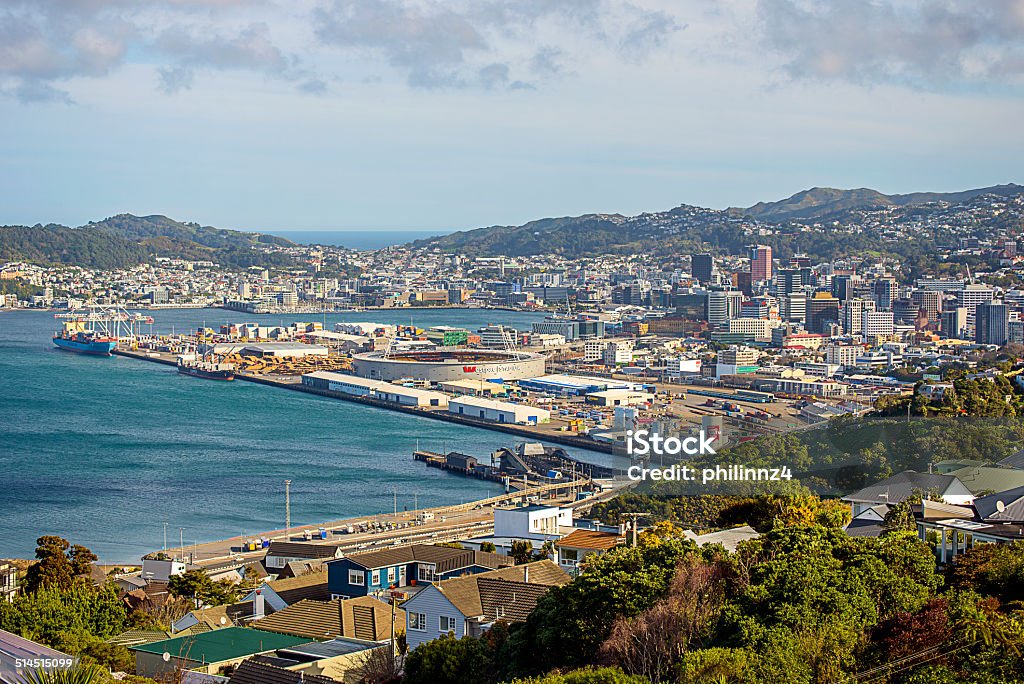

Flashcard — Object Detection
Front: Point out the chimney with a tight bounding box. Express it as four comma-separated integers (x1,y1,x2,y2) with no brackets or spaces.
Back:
254,589,265,619
523,565,529,583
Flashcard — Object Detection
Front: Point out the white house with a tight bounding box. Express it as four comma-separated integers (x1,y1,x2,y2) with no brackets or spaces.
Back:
493,505,573,541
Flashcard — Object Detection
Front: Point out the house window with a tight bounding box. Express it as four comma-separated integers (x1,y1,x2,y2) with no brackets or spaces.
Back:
418,564,435,582
387,567,396,584
349,570,365,586
439,615,457,633
372,570,381,586
409,612,427,631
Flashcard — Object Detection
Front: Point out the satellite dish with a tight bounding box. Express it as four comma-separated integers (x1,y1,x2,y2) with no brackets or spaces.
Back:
220,616,228,625
996,500,1006,513
162,652,171,663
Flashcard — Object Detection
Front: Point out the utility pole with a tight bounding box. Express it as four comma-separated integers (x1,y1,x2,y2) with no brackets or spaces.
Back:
179,528,184,562
393,488,398,518
621,513,644,546
163,522,168,552
285,480,292,537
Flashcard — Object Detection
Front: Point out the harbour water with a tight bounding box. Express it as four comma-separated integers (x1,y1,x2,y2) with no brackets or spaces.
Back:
0,308,610,562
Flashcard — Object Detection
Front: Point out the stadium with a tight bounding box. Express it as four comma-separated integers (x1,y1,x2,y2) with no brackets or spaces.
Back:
351,348,547,383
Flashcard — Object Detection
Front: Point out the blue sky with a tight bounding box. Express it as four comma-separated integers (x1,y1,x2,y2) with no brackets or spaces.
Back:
1,0,1023,232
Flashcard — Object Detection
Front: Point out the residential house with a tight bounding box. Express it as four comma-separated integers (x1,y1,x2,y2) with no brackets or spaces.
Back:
253,597,404,642
683,525,761,552
172,572,330,633
0,562,17,603
402,560,570,650
326,545,511,599
493,505,574,541
843,504,890,538
555,529,623,574
140,558,187,583
997,449,1024,470
842,471,975,517
915,490,1024,563
131,627,310,678
264,542,343,573
228,660,334,684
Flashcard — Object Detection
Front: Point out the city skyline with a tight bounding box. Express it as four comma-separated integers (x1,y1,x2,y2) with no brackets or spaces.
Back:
2,0,1023,232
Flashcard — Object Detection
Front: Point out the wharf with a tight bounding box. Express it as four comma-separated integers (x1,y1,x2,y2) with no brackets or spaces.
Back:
112,348,614,453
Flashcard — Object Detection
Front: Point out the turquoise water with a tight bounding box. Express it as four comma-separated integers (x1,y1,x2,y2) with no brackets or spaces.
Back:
0,308,603,562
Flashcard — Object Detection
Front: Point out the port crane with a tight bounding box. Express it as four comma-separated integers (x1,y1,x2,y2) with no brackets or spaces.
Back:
54,305,154,345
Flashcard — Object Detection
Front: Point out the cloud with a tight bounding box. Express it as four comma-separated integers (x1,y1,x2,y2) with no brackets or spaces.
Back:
756,0,1024,88
153,22,312,92
0,0,314,102
312,0,684,89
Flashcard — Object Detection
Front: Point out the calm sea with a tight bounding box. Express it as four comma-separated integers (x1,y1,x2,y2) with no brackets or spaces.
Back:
270,230,453,250
0,308,609,562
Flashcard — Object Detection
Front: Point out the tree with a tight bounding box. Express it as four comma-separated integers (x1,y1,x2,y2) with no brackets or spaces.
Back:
167,570,240,607
598,555,732,682
402,634,493,684
505,666,648,684
24,537,78,593
510,541,534,565
480,542,497,553
501,539,695,676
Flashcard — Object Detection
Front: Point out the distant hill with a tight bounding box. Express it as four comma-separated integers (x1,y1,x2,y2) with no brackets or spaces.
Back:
0,214,296,270
414,183,1024,258
739,184,1024,222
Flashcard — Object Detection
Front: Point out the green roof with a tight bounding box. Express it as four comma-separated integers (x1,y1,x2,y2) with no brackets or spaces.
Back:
130,627,310,664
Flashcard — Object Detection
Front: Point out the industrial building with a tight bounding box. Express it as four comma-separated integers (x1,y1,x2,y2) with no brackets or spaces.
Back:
448,396,551,425
302,371,448,407
517,374,648,397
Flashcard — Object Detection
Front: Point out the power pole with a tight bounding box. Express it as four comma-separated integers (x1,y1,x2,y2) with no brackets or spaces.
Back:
285,480,292,537
163,522,168,552
621,513,644,546
179,528,184,562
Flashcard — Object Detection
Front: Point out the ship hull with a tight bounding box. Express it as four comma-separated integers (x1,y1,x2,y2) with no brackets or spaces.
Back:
177,365,235,381
53,337,117,356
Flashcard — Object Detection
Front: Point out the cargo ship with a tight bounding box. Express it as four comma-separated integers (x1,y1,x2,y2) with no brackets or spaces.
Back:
177,356,235,381
53,324,118,356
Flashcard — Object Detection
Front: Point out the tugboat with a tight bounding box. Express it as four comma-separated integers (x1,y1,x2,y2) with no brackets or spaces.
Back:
177,354,235,381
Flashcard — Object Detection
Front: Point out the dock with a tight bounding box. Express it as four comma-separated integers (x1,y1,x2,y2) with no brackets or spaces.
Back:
112,348,614,453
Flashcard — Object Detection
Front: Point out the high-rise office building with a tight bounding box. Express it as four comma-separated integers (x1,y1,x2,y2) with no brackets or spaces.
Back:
777,268,803,295
749,245,773,282
807,292,840,335
843,298,875,336
691,254,714,284
873,278,897,311
976,301,1009,346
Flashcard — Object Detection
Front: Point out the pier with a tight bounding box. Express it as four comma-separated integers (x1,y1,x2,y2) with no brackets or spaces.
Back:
112,348,614,454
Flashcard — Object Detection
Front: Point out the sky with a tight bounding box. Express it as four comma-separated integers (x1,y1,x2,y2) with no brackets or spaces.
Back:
1,0,1023,233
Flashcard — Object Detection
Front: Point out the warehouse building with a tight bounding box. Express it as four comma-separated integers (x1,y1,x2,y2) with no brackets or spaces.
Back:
302,371,447,407
517,374,647,397
448,396,551,425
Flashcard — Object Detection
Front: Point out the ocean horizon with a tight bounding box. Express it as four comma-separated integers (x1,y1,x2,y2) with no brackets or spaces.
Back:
268,229,456,250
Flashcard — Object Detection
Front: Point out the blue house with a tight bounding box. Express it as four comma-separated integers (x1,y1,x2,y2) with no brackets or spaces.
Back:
326,544,511,599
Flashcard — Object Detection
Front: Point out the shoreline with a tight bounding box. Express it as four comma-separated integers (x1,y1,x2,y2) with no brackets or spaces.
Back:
113,348,615,455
